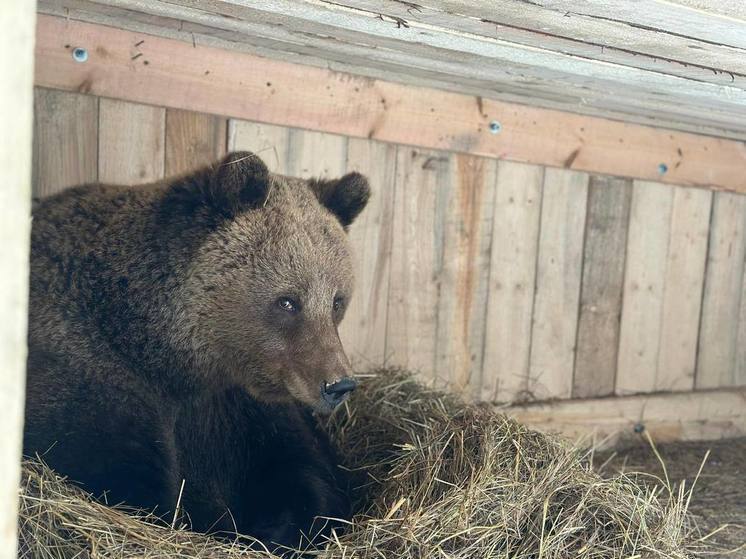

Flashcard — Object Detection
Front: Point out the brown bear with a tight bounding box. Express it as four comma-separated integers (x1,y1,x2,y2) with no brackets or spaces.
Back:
23,151,370,551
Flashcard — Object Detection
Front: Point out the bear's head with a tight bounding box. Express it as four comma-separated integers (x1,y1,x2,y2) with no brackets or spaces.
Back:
163,152,370,414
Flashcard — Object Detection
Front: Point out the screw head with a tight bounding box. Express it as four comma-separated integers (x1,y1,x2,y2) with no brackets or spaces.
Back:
72,47,88,63
657,163,668,175
489,120,502,134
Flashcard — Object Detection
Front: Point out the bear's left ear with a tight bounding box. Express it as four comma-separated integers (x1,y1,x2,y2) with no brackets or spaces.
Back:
310,172,371,228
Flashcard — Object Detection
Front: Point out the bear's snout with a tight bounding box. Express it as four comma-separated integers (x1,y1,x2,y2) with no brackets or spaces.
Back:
321,377,357,409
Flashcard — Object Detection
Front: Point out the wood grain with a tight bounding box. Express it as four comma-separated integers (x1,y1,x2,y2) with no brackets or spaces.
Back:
1,1,35,557
165,109,226,176
340,138,396,368
528,168,589,400
286,129,347,180
386,148,449,382
616,181,674,395
655,187,712,392
32,88,98,199
98,98,165,184
34,15,746,192
697,193,746,388
573,176,632,398
505,387,746,450
481,161,544,403
227,119,290,174
435,155,497,397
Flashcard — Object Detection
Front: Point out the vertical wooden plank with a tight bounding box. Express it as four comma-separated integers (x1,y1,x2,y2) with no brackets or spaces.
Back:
434,155,497,398
164,109,227,176
736,275,746,386
98,99,165,184
386,148,448,381
528,168,589,400
697,192,746,388
481,161,544,403
573,176,632,398
340,139,396,368
286,128,347,179
656,187,712,392
0,3,35,558
32,88,98,199
617,181,674,395
228,119,290,174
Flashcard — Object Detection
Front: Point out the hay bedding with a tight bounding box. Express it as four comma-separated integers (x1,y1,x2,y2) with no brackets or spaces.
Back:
19,369,700,559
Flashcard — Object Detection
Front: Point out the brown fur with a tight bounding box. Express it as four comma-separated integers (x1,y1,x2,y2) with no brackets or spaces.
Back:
23,152,370,551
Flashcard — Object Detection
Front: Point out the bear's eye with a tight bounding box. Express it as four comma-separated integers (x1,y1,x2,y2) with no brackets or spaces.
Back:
277,297,299,313
333,296,344,312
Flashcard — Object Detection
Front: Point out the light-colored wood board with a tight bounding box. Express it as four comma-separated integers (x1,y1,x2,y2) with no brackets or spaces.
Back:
344,0,746,81
434,155,497,398
504,388,746,450
227,119,290,174
385,147,448,382
656,187,712,392
164,108,227,176
98,98,165,184
32,88,98,199
616,181,674,395
340,138,396,368
697,193,746,388
573,176,632,398
528,168,589,400
481,161,544,403
34,15,746,192
286,129,347,180
34,0,746,142
0,2,35,558
735,266,746,387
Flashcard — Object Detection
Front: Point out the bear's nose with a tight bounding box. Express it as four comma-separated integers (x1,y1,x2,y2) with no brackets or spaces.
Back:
321,377,357,408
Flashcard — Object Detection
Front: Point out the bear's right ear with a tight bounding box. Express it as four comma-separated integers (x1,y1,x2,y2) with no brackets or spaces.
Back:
164,151,271,218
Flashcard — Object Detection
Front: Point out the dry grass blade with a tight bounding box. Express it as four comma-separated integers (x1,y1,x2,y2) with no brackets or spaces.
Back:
19,369,700,558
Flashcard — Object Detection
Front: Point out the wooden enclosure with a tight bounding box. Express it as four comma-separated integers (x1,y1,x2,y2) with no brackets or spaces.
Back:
33,87,746,413
23,4,746,452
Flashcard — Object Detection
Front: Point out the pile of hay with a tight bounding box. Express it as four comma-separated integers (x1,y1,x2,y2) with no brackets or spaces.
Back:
19,369,700,558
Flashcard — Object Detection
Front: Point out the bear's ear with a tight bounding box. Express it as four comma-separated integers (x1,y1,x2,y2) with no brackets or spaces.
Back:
207,151,271,215
309,172,371,228
163,151,270,219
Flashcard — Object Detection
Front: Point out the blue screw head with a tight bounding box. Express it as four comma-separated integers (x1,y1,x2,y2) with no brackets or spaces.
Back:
72,47,88,63
658,163,668,175
489,120,502,134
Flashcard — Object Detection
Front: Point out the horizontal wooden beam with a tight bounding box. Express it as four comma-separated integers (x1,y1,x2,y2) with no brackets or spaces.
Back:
35,15,746,193
504,388,746,449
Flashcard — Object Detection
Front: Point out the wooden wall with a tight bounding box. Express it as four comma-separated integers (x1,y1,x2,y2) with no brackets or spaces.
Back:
32,87,746,405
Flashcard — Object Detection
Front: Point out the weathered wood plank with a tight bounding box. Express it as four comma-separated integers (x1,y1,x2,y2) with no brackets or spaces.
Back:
505,387,746,450
434,155,497,398
655,187,712,392
735,269,746,388
573,176,632,398
697,193,746,389
616,181,674,395
386,148,448,381
98,98,165,184
340,139,396,368
34,15,746,192
164,109,226,176
481,162,544,403
32,88,98,199
0,2,35,557
227,119,290,174
286,129,347,180
35,0,746,141
528,168,589,400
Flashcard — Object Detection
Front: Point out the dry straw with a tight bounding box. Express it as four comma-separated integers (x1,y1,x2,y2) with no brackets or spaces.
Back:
19,369,700,558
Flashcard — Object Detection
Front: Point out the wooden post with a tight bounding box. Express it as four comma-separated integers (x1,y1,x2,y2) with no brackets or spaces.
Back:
0,2,36,557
